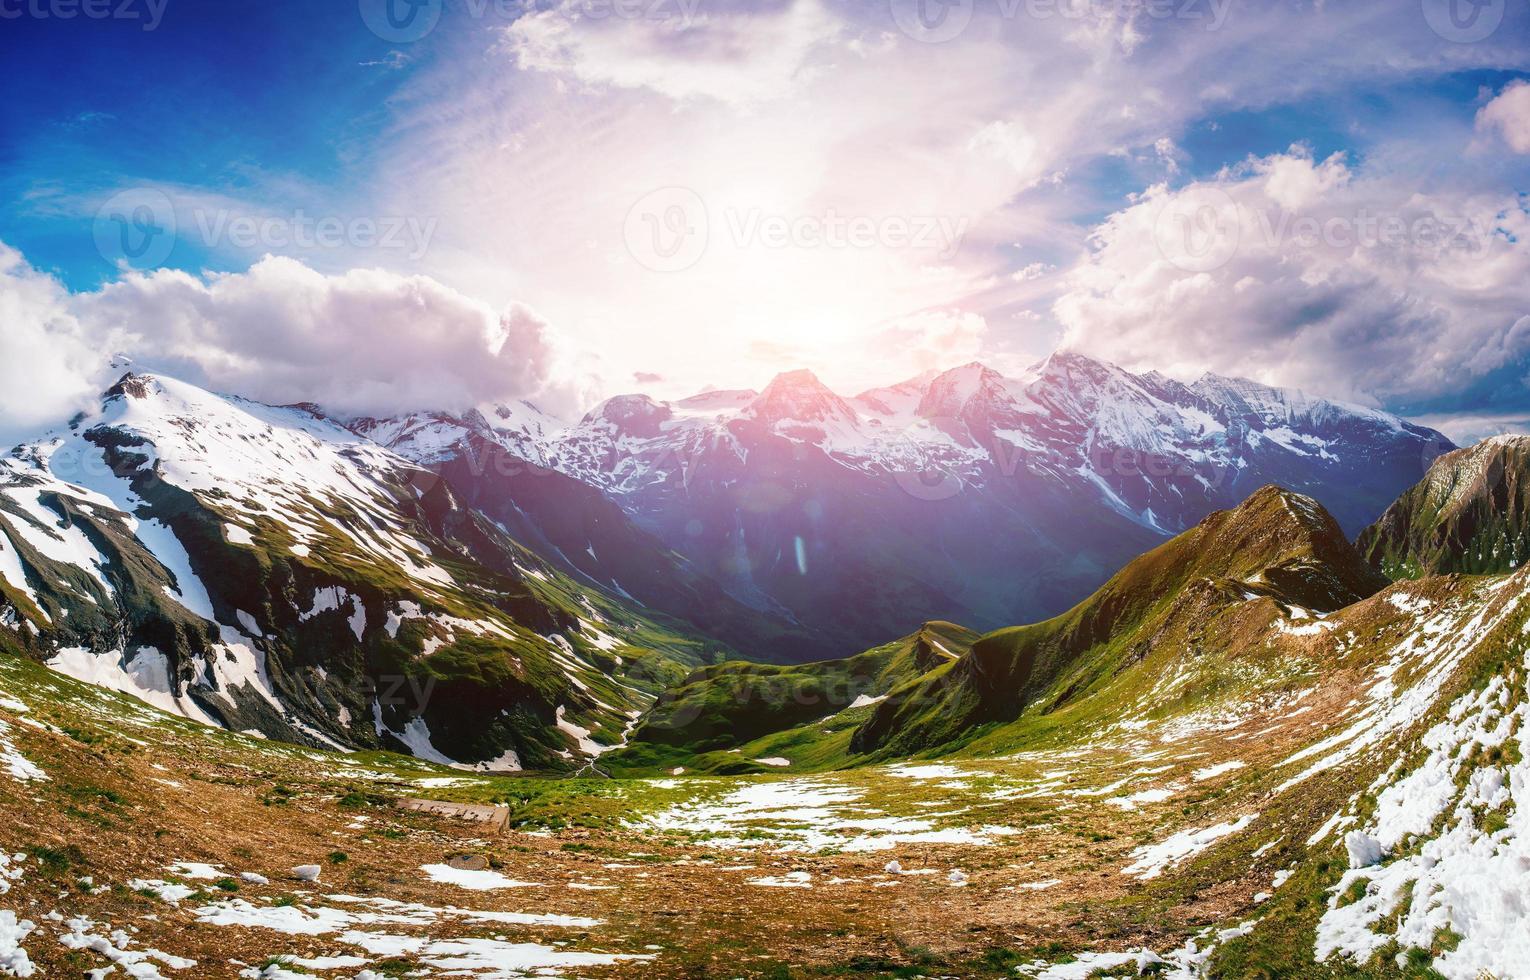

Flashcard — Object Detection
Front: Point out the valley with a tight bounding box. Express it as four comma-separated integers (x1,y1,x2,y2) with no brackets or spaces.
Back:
9,4,1526,975
1,367,1525,978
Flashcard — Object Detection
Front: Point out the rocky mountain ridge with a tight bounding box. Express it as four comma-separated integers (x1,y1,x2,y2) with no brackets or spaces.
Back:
371,350,1450,653
0,373,713,770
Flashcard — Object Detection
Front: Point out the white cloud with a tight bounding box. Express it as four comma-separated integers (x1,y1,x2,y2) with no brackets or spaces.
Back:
501,0,842,107
1054,150,1530,406
867,310,991,380
1011,262,1055,282
1261,150,1349,210
1408,411,1530,446
0,247,561,438
1476,81,1530,154
1153,137,1183,175
0,245,110,446
376,0,1530,403
77,256,556,419
15,2,1527,425
968,120,1041,183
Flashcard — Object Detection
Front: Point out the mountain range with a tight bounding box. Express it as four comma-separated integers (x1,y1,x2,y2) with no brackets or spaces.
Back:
364,351,1453,657
4,362,1530,977
0,352,1455,773
0,374,709,771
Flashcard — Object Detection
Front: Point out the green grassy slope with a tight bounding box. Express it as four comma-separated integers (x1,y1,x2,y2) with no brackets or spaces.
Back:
850,486,1387,758
9,469,1530,976
604,622,977,774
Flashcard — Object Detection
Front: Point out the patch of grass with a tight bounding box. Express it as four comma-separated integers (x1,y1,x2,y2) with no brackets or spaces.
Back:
61,782,125,807
261,784,297,807
27,844,83,876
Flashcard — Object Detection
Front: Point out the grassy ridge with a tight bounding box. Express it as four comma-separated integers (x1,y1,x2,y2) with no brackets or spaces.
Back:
850,486,1386,758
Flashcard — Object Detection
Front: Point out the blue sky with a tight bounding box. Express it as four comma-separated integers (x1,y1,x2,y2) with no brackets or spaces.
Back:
2,0,1529,441
1,0,417,284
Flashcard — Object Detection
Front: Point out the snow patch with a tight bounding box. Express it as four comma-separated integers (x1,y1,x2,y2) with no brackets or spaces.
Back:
1122,815,1259,879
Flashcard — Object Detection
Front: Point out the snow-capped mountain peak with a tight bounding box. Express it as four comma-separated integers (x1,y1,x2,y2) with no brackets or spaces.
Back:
582,394,674,438
673,388,759,418
854,369,942,422
1,370,703,770
345,396,564,467
747,369,861,426
914,362,1012,422
741,369,868,453
326,352,1453,656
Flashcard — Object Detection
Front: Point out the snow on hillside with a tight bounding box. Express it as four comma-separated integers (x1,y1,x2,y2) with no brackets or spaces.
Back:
526,351,1449,536
0,373,668,767
1309,576,1530,977
350,399,564,467
19,375,458,591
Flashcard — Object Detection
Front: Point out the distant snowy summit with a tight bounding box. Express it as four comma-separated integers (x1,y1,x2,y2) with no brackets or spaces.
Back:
367,350,1452,540
359,351,1452,650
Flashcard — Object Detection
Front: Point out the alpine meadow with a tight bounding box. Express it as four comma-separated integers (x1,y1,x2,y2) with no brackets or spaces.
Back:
3,1,1530,977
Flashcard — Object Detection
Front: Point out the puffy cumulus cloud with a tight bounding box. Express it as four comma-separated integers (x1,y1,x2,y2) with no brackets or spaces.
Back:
76,256,557,420
1476,81,1530,154
0,245,112,446
0,247,560,439
1054,150,1530,406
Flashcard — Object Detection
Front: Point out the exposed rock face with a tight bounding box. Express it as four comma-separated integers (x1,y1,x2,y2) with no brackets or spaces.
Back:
1359,435,1530,578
